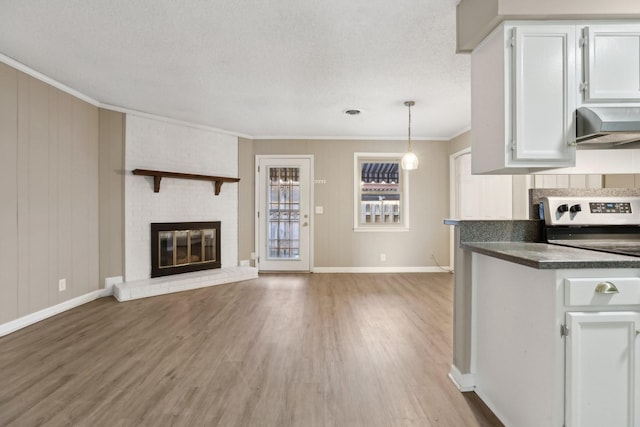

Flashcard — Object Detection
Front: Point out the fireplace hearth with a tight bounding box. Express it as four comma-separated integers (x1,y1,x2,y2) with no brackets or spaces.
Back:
151,221,221,278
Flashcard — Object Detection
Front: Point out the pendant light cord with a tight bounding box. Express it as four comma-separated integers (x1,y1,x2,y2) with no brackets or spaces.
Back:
404,100,415,152
407,102,412,152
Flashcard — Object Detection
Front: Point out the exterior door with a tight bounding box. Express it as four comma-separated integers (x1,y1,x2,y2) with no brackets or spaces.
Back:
256,156,312,271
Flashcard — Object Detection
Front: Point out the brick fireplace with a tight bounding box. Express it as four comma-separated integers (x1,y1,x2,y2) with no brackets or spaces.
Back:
114,115,257,302
124,114,238,282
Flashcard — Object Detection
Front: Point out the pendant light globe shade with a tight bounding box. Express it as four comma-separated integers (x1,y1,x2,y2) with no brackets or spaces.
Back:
401,151,419,170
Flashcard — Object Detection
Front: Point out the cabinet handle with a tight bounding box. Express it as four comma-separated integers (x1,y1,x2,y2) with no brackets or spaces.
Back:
594,281,619,294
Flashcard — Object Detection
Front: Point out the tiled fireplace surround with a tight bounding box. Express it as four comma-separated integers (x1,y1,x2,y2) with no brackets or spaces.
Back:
113,115,257,301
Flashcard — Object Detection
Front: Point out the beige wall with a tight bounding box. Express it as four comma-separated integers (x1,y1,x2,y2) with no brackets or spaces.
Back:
604,174,640,188
457,0,640,52
0,62,100,324
99,109,125,285
238,138,451,269
448,130,471,155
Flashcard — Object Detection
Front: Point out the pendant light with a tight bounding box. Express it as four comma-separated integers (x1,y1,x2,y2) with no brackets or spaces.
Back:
401,100,419,170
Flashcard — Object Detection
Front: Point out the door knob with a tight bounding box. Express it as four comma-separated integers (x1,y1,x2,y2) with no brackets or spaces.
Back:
303,222,308,227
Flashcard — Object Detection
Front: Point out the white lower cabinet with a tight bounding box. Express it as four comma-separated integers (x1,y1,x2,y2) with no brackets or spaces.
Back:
472,254,640,426
565,312,640,427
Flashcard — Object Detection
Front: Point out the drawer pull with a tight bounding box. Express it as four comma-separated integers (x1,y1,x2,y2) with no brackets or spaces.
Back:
595,281,619,294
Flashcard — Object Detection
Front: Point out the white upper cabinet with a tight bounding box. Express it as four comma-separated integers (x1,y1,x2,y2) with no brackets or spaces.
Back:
512,26,577,163
471,24,577,174
582,25,640,103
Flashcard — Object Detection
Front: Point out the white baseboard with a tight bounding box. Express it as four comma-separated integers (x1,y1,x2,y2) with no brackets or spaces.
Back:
0,288,111,337
312,266,453,273
448,364,476,392
104,276,122,296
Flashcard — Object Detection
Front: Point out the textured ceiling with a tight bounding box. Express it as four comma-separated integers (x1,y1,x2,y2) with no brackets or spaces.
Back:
0,0,470,140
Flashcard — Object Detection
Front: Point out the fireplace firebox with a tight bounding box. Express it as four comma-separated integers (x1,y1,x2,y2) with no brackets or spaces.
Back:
151,221,221,278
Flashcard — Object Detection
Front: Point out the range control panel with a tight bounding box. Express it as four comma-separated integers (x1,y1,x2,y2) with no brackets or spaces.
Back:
541,196,640,226
589,202,632,214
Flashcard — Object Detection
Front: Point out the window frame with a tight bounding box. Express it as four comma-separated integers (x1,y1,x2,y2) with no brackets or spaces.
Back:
353,152,410,232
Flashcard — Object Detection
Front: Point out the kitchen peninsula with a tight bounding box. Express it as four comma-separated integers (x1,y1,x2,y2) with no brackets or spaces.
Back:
446,218,640,427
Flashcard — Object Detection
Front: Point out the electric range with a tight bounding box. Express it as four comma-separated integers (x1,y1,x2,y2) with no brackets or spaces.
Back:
540,196,640,257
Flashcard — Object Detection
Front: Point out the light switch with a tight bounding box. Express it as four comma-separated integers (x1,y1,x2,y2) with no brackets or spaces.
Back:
315,206,324,214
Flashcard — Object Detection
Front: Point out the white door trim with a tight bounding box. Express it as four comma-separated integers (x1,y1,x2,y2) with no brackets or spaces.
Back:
448,147,471,270
449,147,471,218
255,155,314,272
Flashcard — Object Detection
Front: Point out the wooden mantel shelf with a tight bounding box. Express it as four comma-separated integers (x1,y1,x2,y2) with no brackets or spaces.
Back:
132,169,240,195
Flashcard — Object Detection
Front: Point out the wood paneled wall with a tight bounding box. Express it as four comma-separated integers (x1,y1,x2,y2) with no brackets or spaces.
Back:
98,109,124,285
0,62,100,323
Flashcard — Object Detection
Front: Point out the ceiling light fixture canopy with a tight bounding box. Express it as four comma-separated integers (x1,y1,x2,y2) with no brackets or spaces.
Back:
401,100,419,170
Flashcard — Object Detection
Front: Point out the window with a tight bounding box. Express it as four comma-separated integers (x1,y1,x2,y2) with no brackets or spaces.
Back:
353,153,409,231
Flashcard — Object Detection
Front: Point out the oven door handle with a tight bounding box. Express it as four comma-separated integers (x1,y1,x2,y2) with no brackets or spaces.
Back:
594,281,619,294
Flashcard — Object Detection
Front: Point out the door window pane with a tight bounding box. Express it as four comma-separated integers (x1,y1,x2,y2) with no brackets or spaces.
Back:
268,167,301,259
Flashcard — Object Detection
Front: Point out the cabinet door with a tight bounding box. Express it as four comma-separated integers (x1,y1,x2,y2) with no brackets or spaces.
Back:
565,312,640,427
583,25,640,102
511,26,576,165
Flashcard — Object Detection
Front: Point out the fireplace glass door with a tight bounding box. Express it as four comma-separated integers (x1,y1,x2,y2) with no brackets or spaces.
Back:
152,222,221,277
158,229,217,268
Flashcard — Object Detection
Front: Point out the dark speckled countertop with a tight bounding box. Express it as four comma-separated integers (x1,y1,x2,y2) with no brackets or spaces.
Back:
463,241,640,269
445,219,640,269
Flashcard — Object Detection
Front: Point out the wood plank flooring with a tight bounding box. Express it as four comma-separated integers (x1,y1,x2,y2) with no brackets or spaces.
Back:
0,273,503,427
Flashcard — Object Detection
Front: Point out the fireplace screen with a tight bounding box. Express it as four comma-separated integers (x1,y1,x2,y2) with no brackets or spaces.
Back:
151,222,221,277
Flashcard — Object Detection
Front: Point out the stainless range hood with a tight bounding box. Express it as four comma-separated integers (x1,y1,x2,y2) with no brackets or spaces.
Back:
576,106,640,148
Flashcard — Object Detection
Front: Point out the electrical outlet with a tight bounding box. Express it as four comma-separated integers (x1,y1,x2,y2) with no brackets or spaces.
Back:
58,278,67,292
380,253,386,262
